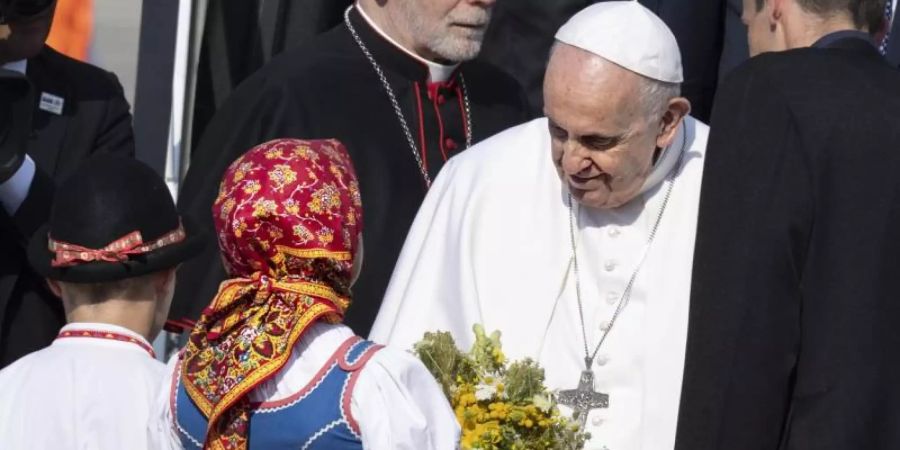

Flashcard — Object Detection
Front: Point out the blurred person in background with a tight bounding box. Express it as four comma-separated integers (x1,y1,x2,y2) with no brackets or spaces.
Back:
0,0,133,367
45,0,93,61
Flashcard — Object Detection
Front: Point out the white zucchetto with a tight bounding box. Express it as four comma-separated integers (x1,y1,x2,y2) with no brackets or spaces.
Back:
555,1,684,83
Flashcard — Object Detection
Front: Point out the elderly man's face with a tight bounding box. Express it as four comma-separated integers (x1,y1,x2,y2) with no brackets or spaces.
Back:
544,45,662,210
397,0,495,63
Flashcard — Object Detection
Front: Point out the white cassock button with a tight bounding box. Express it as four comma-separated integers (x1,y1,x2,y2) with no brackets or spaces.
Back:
604,260,617,272
608,227,620,238
606,292,619,305
599,320,611,331
592,415,604,426
596,354,610,366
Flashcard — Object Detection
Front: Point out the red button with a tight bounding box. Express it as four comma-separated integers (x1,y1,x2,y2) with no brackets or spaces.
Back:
444,138,458,150
437,94,446,105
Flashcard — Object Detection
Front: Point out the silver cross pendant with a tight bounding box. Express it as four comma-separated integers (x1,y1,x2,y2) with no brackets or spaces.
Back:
558,369,609,429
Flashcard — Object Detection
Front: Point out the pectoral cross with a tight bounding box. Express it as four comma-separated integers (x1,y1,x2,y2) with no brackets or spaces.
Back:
558,368,609,429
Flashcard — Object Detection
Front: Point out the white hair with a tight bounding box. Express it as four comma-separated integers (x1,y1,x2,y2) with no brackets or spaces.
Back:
638,76,680,122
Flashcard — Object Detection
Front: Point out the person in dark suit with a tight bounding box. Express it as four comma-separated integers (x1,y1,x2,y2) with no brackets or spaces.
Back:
477,0,746,122
0,0,134,367
676,0,900,448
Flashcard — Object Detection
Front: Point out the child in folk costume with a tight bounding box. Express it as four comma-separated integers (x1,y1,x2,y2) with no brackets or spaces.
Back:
155,139,459,449
0,156,205,449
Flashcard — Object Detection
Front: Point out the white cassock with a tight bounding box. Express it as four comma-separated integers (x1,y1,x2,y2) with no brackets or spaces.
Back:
0,322,164,450
151,322,460,450
370,116,708,450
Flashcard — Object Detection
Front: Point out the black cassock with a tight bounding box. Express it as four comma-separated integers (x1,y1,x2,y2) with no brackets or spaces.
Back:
677,37,900,449
170,7,529,336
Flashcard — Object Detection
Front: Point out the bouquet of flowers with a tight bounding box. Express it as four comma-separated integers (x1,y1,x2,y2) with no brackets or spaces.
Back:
414,325,589,450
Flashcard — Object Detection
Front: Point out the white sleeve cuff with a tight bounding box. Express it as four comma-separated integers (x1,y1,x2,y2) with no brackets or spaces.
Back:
0,155,36,215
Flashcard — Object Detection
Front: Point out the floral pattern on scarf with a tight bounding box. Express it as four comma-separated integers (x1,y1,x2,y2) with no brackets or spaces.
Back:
180,139,363,450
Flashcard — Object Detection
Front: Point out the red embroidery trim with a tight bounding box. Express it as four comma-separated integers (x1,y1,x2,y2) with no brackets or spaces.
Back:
341,342,384,436
252,336,363,410
49,222,187,268
56,329,156,358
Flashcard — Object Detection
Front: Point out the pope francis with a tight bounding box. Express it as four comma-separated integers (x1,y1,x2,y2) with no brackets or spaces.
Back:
371,2,708,450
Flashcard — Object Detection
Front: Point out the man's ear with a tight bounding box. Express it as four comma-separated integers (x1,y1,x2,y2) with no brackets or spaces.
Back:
656,97,691,149
46,278,62,298
769,0,785,28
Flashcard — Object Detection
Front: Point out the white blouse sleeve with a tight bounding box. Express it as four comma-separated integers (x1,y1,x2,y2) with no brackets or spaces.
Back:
148,353,186,450
351,346,460,450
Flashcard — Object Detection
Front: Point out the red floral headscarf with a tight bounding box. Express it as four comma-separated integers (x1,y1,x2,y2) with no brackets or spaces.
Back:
180,139,363,450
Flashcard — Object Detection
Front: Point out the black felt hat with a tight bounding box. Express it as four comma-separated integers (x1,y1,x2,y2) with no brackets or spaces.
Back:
28,155,205,283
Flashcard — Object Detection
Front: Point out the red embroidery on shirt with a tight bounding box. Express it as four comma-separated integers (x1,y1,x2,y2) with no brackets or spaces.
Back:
56,329,156,358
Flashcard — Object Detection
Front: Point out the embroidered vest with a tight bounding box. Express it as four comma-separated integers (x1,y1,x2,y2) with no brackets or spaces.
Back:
172,337,383,449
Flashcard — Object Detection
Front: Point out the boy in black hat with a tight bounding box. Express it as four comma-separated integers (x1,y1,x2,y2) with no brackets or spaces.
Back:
0,155,203,449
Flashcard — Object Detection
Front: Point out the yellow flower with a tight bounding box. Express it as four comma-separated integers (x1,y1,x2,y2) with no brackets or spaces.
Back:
243,180,261,195
234,221,248,238
317,229,334,245
219,198,236,220
283,199,300,215
307,183,341,214
268,164,297,190
292,224,313,242
292,144,319,162
264,147,282,159
252,199,278,218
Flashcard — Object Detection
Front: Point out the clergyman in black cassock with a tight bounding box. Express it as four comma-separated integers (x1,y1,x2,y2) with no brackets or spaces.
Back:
171,5,529,336
677,13,900,450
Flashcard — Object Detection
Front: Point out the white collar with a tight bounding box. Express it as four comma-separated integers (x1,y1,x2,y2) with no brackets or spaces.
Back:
1,59,27,75
638,121,687,196
355,3,459,82
57,322,154,351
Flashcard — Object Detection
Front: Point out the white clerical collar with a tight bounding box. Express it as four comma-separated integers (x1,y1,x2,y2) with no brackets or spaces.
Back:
355,3,459,82
638,121,686,195
1,59,27,75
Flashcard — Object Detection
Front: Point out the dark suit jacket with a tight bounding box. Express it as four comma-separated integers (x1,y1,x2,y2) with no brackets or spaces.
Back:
677,38,900,449
0,46,134,367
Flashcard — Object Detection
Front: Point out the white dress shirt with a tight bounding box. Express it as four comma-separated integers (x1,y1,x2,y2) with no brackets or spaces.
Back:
0,322,164,450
